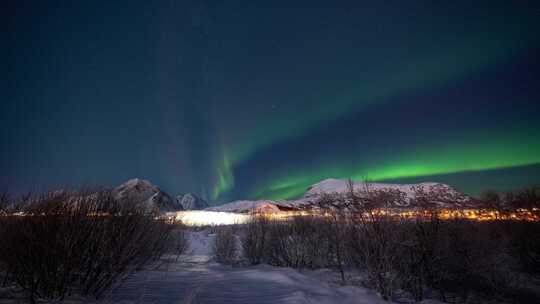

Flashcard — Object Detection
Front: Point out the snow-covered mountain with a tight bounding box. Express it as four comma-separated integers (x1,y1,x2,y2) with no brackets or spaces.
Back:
176,193,209,210
303,178,470,207
113,178,183,212
208,178,471,213
306,178,468,201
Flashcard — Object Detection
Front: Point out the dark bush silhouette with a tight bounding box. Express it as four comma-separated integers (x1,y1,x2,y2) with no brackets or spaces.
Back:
0,188,175,303
507,221,540,278
168,225,190,259
212,226,238,264
241,215,269,265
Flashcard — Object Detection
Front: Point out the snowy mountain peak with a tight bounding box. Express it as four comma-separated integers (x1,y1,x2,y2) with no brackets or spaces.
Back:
305,179,453,198
176,193,209,210
113,178,183,212
115,178,160,195
303,178,470,207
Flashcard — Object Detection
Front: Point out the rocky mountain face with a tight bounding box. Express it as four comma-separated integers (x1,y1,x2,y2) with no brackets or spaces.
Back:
175,193,209,210
303,178,471,207
112,178,183,212
209,178,472,213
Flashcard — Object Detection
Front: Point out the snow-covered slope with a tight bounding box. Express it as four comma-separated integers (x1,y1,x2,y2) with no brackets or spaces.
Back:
176,193,209,210
307,179,432,198
206,200,282,213
113,178,183,212
302,178,470,208
209,178,471,212
308,179,467,199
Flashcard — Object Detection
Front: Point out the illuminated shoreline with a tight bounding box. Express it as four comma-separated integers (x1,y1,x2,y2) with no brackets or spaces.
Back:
164,208,540,226
260,208,540,222
3,208,538,227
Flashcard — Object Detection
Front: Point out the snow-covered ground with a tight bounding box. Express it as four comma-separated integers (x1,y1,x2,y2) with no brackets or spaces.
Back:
101,230,392,304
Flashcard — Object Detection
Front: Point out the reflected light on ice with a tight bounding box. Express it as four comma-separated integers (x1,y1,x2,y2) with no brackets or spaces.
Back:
169,211,252,226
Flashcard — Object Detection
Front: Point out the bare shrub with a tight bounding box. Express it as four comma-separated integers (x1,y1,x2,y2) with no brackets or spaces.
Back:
344,181,522,302
241,215,269,265
266,216,329,269
348,212,519,302
389,211,528,303
316,194,349,284
167,226,190,260
509,186,540,209
431,220,515,301
507,221,540,278
0,191,8,212
349,211,401,300
213,226,238,264
479,186,540,212
0,188,174,303
0,191,9,286
265,221,293,266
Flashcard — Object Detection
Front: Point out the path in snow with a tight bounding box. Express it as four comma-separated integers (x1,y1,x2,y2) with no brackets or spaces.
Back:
101,231,388,304
106,263,387,304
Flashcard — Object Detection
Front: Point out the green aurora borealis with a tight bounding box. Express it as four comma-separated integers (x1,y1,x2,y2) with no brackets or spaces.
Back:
252,129,540,200
3,1,540,203
209,4,540,201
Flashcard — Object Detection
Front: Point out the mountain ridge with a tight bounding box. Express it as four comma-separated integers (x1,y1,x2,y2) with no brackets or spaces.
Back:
208,178,472,213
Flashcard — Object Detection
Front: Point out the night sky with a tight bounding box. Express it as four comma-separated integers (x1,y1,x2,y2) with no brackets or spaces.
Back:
3,1,540,203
